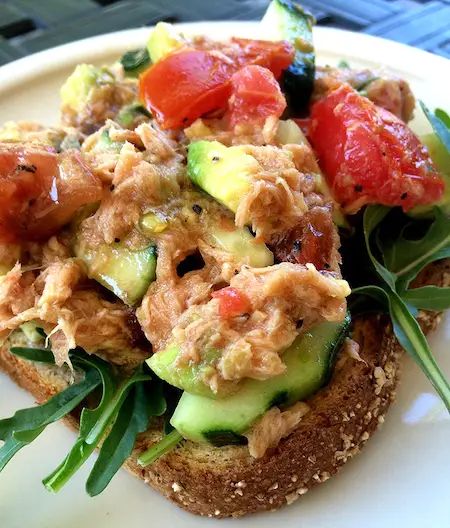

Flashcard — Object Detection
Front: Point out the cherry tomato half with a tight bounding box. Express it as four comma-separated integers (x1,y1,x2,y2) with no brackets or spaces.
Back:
309,84,444,212
228,65,286,127
0,144,102,243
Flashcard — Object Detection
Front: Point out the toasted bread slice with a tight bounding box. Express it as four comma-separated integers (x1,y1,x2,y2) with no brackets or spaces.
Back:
0,259,448,518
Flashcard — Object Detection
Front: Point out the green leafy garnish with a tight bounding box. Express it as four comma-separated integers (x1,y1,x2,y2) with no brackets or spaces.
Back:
10,346,55,364
382,207,450,289
352,206,450,410
86,381,165,496
401,286,450,310
337,59,350,69
420,101,450,151
137,429,183,467
120,48,151,76
42,353,117,492
0,366,101,471
0,346,171,495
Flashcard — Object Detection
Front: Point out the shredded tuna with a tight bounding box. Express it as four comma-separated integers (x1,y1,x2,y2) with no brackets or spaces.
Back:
164,263,350,391
0,258,144,366
184,116,280,146
314,66,415,122
245,402,310,458
235,145,309,240
79,125,185,246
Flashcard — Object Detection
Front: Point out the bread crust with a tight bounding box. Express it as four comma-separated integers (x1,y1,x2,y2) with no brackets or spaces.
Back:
1,259,448,518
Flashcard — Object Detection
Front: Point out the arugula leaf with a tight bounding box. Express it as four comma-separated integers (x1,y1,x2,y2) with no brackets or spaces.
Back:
435,108,450,129
420,101,450,151
401,286,450,311
137,429,183,467
0,368,100,471
42,354,117,493
363,205,396,288
86,380,165,496
43,365,150,493
382,208,450,289
0,368,100,441
0,427,44,472
10,347,55,364
352,206,450,411
337,59,350,69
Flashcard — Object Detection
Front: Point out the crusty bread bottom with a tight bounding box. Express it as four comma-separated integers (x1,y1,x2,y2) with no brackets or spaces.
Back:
1,260,448,518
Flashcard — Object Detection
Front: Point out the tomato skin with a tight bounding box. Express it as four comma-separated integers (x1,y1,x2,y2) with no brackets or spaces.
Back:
228,65,286,127
140,49,233,129
309,84,444,212
0,144,102,243
139,40,294,129
212,287,252,319
230,38,294,79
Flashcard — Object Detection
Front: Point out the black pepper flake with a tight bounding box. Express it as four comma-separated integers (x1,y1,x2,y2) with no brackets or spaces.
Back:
17,164,37,173
114,238,121,243
354,184,363,192
110,184,115,191
292,240,302,252
192,204,202,214
211,156,220,162
400,192,408,200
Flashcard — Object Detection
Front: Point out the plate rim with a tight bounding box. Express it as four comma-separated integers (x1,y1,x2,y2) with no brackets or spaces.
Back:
0,22,449,96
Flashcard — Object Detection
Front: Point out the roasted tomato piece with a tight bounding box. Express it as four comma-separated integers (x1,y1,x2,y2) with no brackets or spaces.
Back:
270,207,336,270
140,49,233,129
309,84,444,212
229,65,286,126
0,144,102,242
230,38,294,79
212,286,252,319
139,39,294,129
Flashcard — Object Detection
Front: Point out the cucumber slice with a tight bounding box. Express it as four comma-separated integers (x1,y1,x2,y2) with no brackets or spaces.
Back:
170,314,350,444
75,241,156,306
262,0,315,114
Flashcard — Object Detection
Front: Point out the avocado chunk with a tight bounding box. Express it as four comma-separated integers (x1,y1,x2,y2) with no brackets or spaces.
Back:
170,314,350,444
60,64,102,114
20,322,45,345
187,140,258,213
147,344,238,398
262,0,315,114
147,22,184,63
209,225,274,267
74,240,156,306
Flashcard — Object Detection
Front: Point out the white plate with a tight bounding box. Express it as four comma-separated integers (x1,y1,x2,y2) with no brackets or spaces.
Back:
0,22,449,528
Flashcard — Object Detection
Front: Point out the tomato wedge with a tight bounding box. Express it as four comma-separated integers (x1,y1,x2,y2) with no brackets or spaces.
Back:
139,39,294,129
0,144,102,243
230,38,294,79
140,49,233,130
309,84,444,212
212,287,252,319
228,65,286,126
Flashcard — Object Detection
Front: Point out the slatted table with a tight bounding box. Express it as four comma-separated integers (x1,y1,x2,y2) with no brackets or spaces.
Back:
0,0,449,66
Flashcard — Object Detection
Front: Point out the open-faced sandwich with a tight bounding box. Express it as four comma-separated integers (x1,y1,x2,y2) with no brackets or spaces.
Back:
0,0,449,518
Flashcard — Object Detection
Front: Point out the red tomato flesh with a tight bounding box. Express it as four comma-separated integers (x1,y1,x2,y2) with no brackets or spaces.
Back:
230,38,294,79
228,65,286,127
309,84,444,212
140,49,233,129
212,287,252,319
139,39,294,129
0,144,102,243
